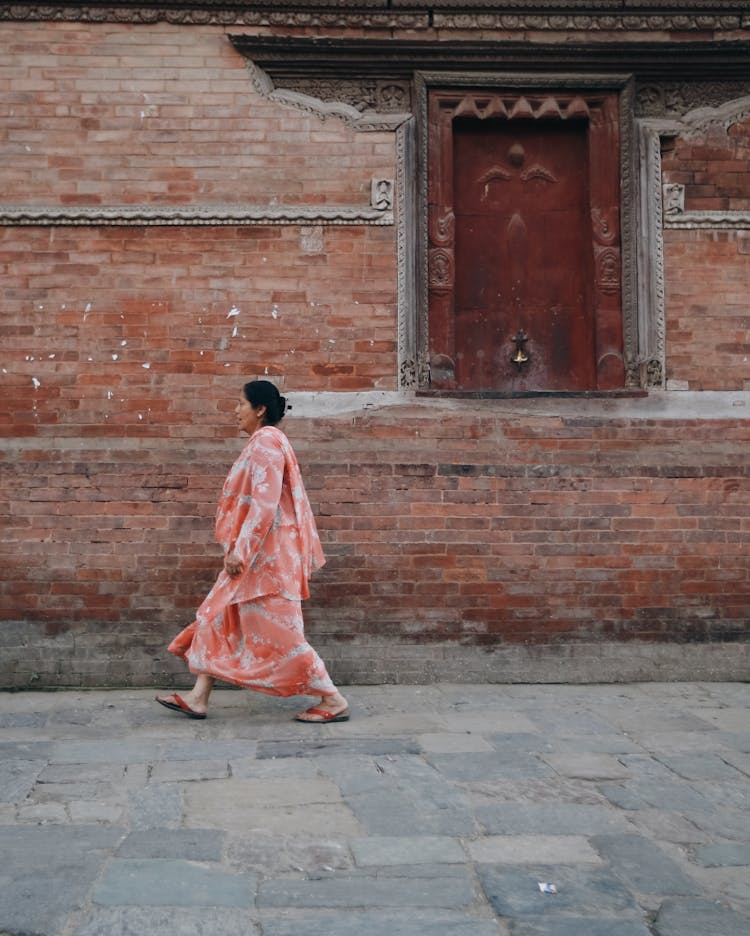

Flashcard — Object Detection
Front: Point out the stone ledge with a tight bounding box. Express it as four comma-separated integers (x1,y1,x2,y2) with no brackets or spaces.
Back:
1,630,747,688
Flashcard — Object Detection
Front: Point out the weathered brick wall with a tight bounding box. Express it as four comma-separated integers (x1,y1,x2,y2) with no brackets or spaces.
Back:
661,117,750,212
1,20,749,685
664,231,750,390
1,24,392,207
662,115,750,390
3,401,750,686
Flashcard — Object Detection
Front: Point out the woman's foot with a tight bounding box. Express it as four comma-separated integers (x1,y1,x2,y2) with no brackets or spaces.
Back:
294,692,349,723
155,692,208,719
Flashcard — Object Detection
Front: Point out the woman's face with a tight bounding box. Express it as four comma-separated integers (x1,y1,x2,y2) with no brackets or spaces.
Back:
235,394,266,436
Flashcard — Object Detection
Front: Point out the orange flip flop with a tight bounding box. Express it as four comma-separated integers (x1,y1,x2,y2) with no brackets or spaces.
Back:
155,693,207,720
294,706,350,724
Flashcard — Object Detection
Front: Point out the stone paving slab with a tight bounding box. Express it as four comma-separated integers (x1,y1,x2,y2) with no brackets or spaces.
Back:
184,777,365,838
653,897,750,936
0,824,124,935
259,908,504,936
0,758,46,802
540,753,632,781
257,870,475,909
509,919,652,936
1,683,749,936
478,863,641,917
73,906,260,936
467,834,603,865
256,737,420,759
115,828,225,860
476,803,632,836
350,834,466,866
93,858,257,908
692,843,750,867
590,834,703,897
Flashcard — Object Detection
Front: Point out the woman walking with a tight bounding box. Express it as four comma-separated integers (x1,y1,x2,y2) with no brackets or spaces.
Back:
156,380,348,723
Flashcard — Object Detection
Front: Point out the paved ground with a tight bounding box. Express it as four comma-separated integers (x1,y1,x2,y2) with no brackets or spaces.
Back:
1,682,749,936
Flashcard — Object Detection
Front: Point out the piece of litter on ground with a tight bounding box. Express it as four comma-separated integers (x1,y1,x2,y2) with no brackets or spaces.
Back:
538,882,558,894
227,306,240,318
31,377,41,389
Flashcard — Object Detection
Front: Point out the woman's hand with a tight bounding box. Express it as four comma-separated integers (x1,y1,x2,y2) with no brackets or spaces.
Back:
224,551,243,577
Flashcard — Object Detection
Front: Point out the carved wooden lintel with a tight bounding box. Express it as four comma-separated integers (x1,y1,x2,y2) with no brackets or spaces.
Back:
231,36,750,84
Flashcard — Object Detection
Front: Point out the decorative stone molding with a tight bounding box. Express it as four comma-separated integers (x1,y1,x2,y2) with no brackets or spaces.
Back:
4,2,750,29
246,62,411,133
396,122,424,390
0,4,429,28
663,188,750,230
277,78,412,115
635,121,667,388
636,81,750,117
636,95,750,389
660,96,750,230
433,12,744,31
0,196,394,227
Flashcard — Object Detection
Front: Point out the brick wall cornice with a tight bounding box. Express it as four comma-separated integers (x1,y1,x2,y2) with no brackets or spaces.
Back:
3,1,750,29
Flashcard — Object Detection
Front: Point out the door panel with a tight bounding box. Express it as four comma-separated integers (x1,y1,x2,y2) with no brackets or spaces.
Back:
426,88,625,392
452,119,595,391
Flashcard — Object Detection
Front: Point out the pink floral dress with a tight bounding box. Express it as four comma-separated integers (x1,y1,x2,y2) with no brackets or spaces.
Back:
167,426,336,697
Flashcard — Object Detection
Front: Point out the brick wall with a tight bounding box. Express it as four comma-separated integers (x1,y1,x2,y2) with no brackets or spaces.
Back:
3,402,749,686
1,20,749,686
664,231,750,390
662,115,750,391
661,117,750,212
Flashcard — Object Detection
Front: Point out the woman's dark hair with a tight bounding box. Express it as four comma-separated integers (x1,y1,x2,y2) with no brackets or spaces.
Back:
243,380,286,426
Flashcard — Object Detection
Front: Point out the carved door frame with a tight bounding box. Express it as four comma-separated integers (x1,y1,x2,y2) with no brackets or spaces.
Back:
413,72,638,392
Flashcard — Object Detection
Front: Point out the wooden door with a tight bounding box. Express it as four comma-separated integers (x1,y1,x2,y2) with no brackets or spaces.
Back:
453,120,594,391
427,90,625,393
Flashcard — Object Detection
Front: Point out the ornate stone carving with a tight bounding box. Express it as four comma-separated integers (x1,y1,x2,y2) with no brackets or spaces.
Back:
245,63,411,133
279,79,412,114
0,201,394,227
0,5,428,28
434,12,742,31
371,178,394,212
659,96,750,230
646,358,664,388
633,118,666,388
665,208,750,230
617,79,639,390
663,184,685,216
636,82,750,117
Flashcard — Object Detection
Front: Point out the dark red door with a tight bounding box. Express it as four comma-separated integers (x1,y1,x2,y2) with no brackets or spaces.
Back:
452,119,595,391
